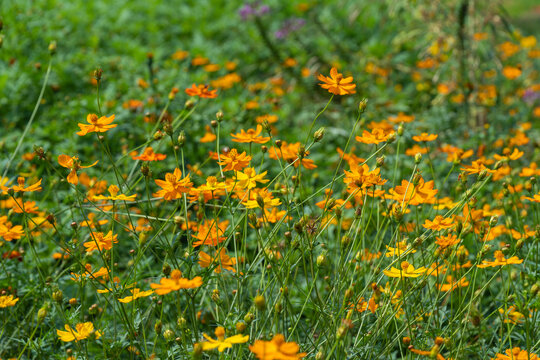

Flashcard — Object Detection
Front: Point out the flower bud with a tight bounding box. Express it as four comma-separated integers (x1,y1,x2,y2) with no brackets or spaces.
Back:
154,320,163,334
177,317,187,328
358,98,368,112
37,304,49,322
254,295,266,311
414,153,422,164
244,312,255,324
313,127,325,142
185,99,195,109
163,329,175,342
376,155,385,168
94,68,103,81
316,253,327,267
216,111,224,122
397,124,404,136
48,41,57,55
52,290,63,303
153,130,164,140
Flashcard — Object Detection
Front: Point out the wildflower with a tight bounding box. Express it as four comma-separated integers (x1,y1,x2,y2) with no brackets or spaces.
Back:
388,112,415,124
243,188,281,209
58,155,98,185
423,215,456,231
200,125,217,143
79,212,108,229
499,306,526,324
383,261,427,278
93,185,136,201
356,128,394,144
502,66,521,80
492,347,538,360
231,125,270,144
218,149,252,171
435,233,459,249
132,147,166,161
317,67,356,95
493,148,523,161
412,133,438,142
77,114,117,136
191,56,209,66
150,269,202,295
211,73,242,89
0,216,24,241
6,177,42,193
192,220,229,247
83,231,118,253
154,168,193,200
250,334,307,360
389,176,438,205
118,288,154,303
523,193,540,203
268,141,317,169
385,241,416,257
57,322,101,342
0,295,19,308
199,326,249,352
185,84,218,98
344,163,387,191
172,49,189,60
199,248,237,273
438,275,469,292
235,168,268,189
477,250,523,268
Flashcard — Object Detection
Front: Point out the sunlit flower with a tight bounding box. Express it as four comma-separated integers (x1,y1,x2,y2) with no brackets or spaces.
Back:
0,294,19,308
6,177,42,193
132,147,166,161
385,241,415,257
492,347,538,360
502,66,521,80
199,326,249,352
235,168,268,189
92,185,136,201
185,84,218,98
423,215,456,231
231,125,270,144
243,188,281,209
57,322,101,342
200,125,217,143
412,133,438,142
438,275,469,292
477,250,523,268
150,269,202,295
77,114,117,136
435,233,459,248
317,67,356,95
192,220,229,247
118,288,154,303
356,128,394,144
154,168,193,200
268,141,317,169
218,149,252,171
250,334,307,360
383,261,427,278
83,231,118,253
199,248,237,273
0,216,24,242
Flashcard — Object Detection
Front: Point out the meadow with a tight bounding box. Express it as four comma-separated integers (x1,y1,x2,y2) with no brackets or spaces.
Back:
0,0,539,359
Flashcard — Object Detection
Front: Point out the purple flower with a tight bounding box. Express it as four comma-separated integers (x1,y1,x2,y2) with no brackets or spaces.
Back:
239,1,270,20
522,88,540,104
275,18,305,39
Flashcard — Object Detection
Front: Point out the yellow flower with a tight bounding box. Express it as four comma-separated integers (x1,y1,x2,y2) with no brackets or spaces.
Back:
118,288,154,303
199,326,249,352
234,168,268,189
0,295,19,308
383,261,427,278
477,250,523,268
57,322,101,342
385,241,416,257
198,248,237,273
93,185,137,201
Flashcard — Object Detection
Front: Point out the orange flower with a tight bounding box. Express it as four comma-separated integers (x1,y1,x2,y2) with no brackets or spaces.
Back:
153,168,193,200
502,66,521,80
438,275,469,292
231,125,270,144
412,133,438,142
0,216,24,241
249,334,307,360
460,160,495,175
185,84,218,98
218,149,252,171
199,248,237,273
234,168,268,189
83,231,118,253
435,233,459,248
7,177,42,193
268,141,317,169
356,128,394,144
317,67,356,95
243,188,281,209
477,250,523,268
131,147,166,161
93,185,136,201
492,347,538,360
389,176,438,205
0,294,19,308
523,193,540,203
150,269,202,295
200,125,217,143
423,215,456,231
58,155,98,185
77,114,117,136
192,220,229,247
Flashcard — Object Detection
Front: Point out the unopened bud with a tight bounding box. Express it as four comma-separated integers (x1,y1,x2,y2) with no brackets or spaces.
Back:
163,329,175,342
216,111,224,122
254,295,266,311
48,41,57,55
358,98,368,112
178,131,186,146
414,153,422,164
313,127,325,142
